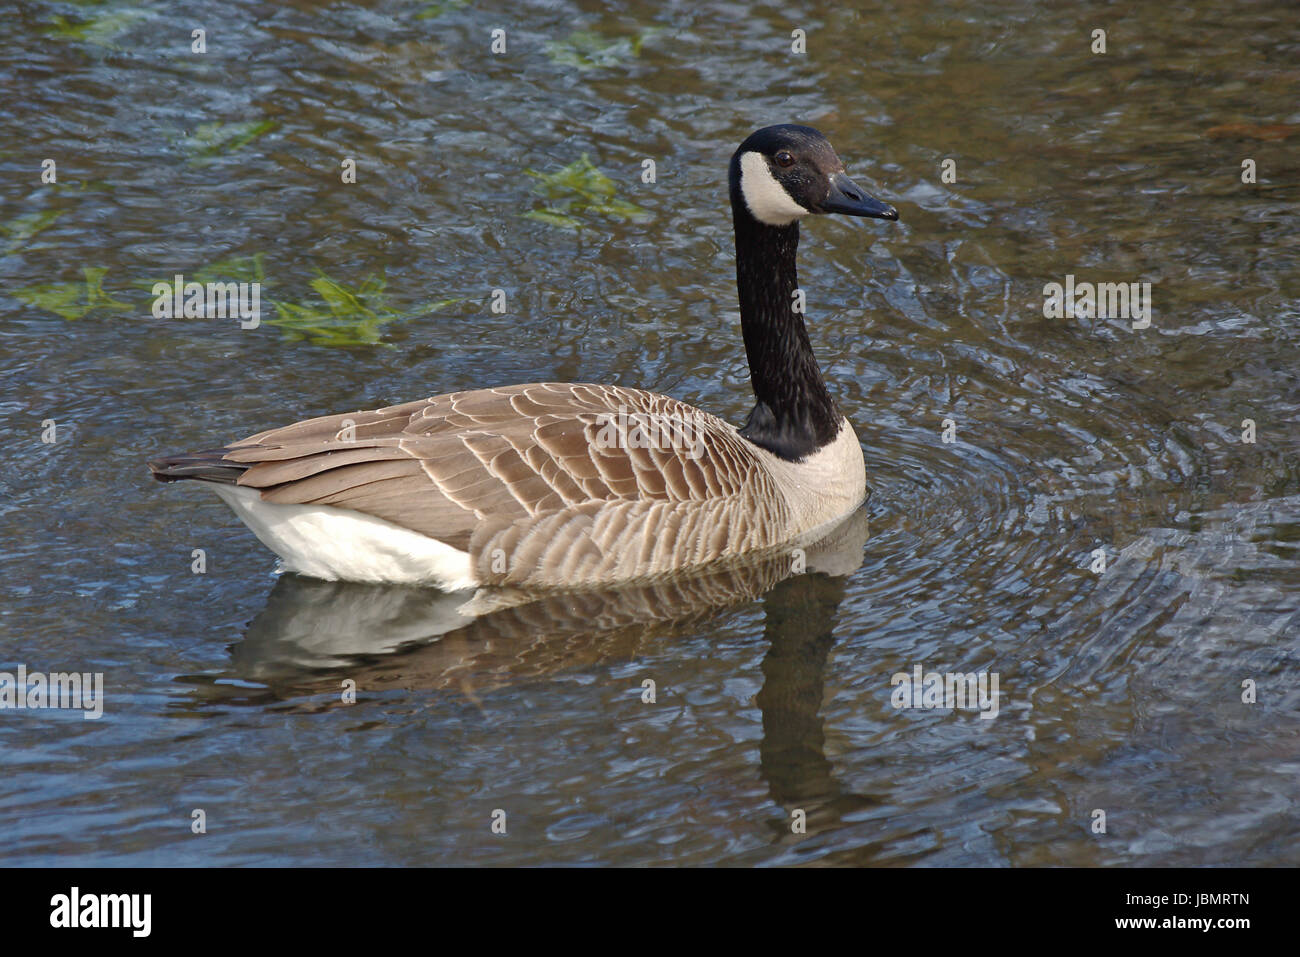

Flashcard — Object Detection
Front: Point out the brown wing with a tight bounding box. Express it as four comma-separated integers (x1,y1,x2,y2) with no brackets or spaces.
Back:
216,383,791,583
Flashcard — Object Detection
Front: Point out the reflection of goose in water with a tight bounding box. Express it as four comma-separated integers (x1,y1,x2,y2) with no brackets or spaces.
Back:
219,506,869,690
173,506,880,849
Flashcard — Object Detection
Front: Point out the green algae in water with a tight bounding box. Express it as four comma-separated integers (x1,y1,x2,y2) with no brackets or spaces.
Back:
525,154,650,229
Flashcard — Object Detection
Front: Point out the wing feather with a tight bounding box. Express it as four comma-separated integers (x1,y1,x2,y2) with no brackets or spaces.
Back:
205,383,792,583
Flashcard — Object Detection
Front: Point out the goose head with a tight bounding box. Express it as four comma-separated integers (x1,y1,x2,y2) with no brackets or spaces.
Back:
729,124,898,228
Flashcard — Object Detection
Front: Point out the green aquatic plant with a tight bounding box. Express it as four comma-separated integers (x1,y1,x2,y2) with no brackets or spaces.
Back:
0,209,62,253
1,182,114,255
269,272,397,347
194,253,267,288
184,120,278,164
15,251,448,347
525,154,649,229
44,10,146,48
415,0,470,19
268,271,463,347
133,254,268,302
544,29,660,71
12,266,130,321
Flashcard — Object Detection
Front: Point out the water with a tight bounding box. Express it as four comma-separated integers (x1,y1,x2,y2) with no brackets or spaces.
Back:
1,0,1297,865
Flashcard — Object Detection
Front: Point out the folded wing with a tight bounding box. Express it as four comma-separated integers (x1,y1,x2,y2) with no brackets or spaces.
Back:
156,383,792,585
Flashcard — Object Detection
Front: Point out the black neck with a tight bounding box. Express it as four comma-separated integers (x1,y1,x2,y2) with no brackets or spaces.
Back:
730,199,841,461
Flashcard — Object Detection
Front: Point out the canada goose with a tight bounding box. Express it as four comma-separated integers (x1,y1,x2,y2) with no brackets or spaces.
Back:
149,124,898,590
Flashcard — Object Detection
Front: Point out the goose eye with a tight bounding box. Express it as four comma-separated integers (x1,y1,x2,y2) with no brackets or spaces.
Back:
774,151,795,168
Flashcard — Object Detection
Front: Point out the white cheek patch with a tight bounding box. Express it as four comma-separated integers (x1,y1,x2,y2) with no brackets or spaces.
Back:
738,151,810,226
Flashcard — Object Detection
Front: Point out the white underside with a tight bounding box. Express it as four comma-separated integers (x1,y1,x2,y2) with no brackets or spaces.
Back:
211,485,475,590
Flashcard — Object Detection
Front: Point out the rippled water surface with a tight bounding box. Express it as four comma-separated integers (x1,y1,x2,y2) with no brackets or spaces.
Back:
1,0,1297,865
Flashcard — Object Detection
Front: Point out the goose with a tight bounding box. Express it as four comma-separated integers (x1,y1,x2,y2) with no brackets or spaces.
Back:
149,124,898,590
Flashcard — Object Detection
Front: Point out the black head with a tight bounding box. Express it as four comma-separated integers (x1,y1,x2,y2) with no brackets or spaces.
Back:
728,124,898,227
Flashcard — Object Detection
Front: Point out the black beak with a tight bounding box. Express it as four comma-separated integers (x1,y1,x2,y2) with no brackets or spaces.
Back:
821,171,898,220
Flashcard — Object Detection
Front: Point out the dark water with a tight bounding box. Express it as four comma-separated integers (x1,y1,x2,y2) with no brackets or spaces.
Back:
1,0,1297,865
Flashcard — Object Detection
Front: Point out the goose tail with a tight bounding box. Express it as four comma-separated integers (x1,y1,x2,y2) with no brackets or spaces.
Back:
148,448,247,484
